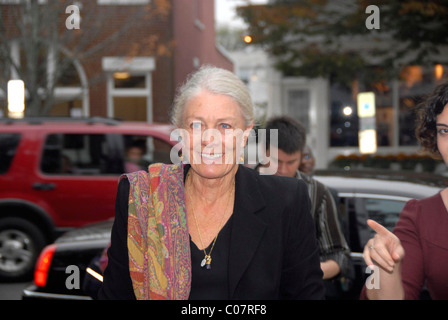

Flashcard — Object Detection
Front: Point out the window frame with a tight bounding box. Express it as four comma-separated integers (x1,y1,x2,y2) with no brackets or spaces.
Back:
102,56,155,123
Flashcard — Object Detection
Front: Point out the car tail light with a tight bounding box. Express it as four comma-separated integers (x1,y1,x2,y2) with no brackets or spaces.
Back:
34,244,57,287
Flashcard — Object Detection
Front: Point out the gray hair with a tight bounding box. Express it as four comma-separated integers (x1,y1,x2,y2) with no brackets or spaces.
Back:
170,65,254,127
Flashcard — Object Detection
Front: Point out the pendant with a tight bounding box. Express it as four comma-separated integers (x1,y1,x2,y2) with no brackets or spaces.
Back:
201,255,212,269
205,256,212,270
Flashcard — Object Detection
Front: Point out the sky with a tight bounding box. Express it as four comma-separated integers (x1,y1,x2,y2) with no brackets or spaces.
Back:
215,0,268,29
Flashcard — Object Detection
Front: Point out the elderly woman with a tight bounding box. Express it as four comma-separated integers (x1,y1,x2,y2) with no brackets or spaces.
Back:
361,80,448,300
98,66,324,300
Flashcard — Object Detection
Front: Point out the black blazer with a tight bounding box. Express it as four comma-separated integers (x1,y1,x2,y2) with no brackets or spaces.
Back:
98,165,325,300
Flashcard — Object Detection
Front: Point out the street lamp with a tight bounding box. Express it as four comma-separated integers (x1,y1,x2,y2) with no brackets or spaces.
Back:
7,80,25,119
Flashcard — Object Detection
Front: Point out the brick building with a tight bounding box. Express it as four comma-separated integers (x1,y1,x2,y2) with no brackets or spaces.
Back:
0,0,233,123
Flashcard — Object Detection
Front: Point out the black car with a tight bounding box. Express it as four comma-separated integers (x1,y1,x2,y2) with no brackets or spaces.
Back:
22,219,112,300
22,169,446,300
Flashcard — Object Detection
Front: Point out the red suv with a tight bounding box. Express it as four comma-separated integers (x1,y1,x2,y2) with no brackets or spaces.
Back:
0,117,177,281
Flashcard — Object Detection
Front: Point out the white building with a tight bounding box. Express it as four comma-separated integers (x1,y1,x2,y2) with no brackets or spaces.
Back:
230,43,448,171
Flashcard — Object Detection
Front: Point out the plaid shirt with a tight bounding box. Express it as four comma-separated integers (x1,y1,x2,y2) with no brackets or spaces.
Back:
296,171,352,279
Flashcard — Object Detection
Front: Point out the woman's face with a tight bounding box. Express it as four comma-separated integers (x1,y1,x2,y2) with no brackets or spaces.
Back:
436,104,448,164
181,90,252,180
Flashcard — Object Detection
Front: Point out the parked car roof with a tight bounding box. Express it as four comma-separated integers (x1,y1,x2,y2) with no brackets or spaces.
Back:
55,219,113,245
314,169,445,200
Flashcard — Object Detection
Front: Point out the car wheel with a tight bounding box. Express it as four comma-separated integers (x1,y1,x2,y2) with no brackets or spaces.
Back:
0,217,46,281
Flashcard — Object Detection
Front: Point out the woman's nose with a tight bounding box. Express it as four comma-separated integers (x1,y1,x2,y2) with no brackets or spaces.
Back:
201,128,222,147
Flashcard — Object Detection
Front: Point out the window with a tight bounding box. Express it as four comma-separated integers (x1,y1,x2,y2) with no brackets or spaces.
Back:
40,133,173,175
330,79,393,147
368,82,394,147
0,133,21,174
0,41,88,117
103,57,155,122
40,134,121,175
237,68,250,85
329,64,448,148
330,82,359,147
114,75,146,89
347,196,406,252
364,198,405,234
0,98,6,118
287,89,310,133
50,99,83,117
114,97,147,122
109,74,150,121
122,135,173,173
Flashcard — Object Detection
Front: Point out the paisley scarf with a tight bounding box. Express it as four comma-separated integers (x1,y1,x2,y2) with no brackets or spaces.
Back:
125,163,191,300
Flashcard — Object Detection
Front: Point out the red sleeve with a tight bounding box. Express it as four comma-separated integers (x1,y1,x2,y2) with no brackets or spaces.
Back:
359,199,424,300
393,199,425,300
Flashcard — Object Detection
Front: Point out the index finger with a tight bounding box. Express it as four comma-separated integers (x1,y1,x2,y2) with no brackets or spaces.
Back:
367,219,392,236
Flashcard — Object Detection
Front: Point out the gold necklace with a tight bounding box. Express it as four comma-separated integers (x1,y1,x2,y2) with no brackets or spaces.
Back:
186,171,235,270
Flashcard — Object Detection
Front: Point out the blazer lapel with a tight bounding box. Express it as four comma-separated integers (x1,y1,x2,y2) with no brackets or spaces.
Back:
228,165,267,298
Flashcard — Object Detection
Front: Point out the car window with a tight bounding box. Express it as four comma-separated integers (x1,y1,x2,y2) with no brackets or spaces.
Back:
41,133,121,175
0,133,21,174
348,197,407,251
122,135,173,173
365,198,405,233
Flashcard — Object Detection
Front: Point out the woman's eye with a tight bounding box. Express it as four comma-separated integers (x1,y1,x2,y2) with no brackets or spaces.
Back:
220,123,231,129
438,128,448,135
191,122,202,130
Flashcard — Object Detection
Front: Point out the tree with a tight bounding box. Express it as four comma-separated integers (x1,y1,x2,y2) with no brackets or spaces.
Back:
216,25,250,51
237,0,448,87
0,0,172,116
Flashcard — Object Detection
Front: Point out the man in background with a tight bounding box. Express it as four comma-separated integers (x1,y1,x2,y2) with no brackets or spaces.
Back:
257,116,352,298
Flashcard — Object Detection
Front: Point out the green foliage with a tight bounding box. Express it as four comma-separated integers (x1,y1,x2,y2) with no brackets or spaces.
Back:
237,0,448,86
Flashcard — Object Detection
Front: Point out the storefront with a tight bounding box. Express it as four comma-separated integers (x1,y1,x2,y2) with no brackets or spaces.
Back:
232,48,447,171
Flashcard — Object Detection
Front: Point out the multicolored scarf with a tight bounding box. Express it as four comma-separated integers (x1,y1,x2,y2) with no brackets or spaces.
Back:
125,163,191,300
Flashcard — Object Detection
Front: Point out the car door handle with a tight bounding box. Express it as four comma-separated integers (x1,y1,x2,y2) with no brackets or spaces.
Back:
32,182,56,190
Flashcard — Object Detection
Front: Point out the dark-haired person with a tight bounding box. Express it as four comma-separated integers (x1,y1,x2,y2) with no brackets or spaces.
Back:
256,116,351,295
362,80,448,300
